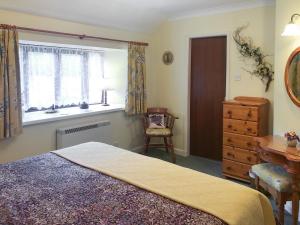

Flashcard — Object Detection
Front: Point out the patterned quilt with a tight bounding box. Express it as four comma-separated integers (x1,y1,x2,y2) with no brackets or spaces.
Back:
0,153,226,225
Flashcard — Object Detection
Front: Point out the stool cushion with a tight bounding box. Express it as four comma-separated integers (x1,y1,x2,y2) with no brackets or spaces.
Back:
146,128,171,136
251,163,292,192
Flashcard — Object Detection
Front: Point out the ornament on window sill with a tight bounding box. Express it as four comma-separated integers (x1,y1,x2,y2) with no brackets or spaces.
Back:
45,104,58,114
102,90,109,106
101,78,114,106
80,102,89,109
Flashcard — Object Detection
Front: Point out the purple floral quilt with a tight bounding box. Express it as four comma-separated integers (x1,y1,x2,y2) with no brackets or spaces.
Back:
0,153,226,225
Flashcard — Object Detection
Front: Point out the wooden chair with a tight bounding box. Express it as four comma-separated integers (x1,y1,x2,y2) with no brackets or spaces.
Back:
250,163,294,225
143,107,178,163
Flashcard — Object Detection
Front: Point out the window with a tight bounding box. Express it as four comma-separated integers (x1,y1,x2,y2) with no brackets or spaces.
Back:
19,43,105,112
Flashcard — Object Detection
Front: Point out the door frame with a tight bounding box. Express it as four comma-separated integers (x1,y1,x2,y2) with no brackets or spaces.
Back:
186,33,230,157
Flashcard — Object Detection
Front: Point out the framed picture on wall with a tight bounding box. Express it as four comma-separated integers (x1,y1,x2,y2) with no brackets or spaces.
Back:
162,51,174,65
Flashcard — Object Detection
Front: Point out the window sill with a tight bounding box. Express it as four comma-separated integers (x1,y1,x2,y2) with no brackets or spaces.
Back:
22,104,125,127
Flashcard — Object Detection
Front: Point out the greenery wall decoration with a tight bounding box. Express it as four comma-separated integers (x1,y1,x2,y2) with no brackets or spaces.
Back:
233,25,274,92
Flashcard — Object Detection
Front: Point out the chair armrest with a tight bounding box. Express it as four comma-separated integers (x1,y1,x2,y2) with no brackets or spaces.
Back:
166,112,178,130
165,112,179,120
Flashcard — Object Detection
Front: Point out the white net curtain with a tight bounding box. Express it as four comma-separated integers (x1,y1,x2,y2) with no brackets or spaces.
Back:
19,44,104,111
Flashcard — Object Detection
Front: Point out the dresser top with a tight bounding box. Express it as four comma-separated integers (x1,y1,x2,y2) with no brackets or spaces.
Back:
256,135,300,162
223,96,269,106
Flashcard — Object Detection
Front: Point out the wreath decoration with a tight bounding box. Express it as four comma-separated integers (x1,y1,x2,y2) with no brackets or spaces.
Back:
233,25,274,92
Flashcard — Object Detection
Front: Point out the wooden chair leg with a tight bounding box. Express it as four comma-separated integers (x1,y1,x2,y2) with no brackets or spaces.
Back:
168,137,176,163
145,137,150,154
276,193,285,225
254,177,260,191
292,191,299,225
163,137,169,153
249,171,255,188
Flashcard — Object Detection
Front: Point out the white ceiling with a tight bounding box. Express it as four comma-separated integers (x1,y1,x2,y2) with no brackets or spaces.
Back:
0,0,274,32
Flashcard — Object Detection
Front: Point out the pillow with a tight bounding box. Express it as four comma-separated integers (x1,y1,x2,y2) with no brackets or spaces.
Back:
148,114,165,128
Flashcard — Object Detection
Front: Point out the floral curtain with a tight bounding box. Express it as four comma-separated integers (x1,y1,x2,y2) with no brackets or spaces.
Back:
125,43,146,115
0,25,22,140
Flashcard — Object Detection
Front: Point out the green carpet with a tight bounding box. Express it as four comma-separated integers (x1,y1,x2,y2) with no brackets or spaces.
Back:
146,148,222,178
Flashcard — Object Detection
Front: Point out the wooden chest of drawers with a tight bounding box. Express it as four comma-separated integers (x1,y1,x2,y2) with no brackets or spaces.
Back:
222,96,269,182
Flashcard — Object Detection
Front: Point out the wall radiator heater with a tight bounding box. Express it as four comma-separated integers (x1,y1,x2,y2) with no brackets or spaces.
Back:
56,120,112,149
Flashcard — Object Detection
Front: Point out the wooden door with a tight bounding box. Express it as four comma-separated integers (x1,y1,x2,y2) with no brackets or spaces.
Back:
190,36,227,160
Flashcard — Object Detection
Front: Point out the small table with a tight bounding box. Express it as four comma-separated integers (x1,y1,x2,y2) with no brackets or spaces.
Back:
256,135,300,225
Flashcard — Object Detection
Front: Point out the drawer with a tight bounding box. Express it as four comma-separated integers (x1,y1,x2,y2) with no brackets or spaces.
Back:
223,159,251,180
223,104,258,121
223,119,258,136
223,146,257,165
223,132,257,150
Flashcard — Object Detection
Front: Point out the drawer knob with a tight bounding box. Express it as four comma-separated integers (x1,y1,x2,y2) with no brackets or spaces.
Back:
261,152,269,157
247,111,252,117
227,138,232,143
227,152,235,158
247,156,252,161
247,142,252,147
227,125,232,129
227,110,232,114
226,167,231,171
247,127,252,131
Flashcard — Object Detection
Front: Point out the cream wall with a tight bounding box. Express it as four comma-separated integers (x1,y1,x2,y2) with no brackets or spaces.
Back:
273,0,300,135
0,111,144,164
0,6,278,162
149,6,275,155
0,9,154,163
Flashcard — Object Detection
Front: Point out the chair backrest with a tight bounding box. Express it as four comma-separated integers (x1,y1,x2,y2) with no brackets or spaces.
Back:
144,107,177,131
147,107,168,114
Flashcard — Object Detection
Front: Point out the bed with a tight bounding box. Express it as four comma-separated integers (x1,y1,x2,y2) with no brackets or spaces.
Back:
0,142,275,225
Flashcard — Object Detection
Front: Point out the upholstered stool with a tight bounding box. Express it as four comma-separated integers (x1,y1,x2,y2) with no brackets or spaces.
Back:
251,163,294,225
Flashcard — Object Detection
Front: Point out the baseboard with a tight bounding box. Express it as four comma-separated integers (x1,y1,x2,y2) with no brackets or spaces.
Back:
131,145,188,157
174,148,188,157
131,145,144,153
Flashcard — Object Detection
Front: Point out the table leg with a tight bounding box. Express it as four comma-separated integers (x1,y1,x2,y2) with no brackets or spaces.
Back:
292,175,300,225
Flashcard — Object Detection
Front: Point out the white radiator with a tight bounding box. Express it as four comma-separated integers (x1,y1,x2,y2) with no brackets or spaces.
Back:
56,120,112,149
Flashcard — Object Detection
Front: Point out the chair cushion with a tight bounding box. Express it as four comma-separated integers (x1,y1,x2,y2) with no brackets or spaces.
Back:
146,128,171,136
251,163,293,192
148,114,166,128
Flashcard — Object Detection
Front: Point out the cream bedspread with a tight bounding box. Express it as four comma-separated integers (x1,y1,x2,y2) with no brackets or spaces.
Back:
53,142,275,225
